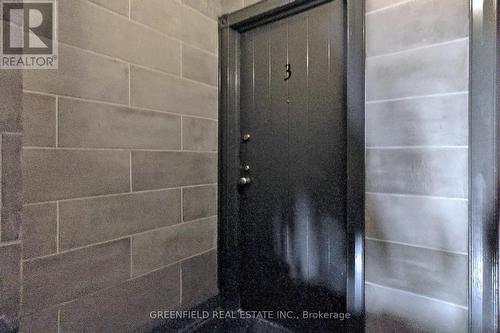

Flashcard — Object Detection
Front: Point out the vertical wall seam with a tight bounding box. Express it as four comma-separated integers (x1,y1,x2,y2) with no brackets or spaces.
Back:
19,243,23,320
55,96,59,147
180,43,183,78
180,187,184,223
56,201,60,253
0,134,2,242
305,12,310,280
180,116,184,150
129,151,133,192
129,237,133,279
128,64,131,107
57,309,61,333
179,264,183,305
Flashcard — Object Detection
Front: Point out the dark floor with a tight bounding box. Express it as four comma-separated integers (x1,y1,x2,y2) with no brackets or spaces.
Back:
186,319,292,333
150,297,345,332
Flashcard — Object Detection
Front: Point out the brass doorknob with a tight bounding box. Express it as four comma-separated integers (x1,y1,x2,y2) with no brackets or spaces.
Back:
239,177,251,185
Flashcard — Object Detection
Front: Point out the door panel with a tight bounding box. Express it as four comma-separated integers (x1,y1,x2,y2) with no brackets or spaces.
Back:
238,2,346,331
305,0,346,295
287,11,309,288
240,21,290,306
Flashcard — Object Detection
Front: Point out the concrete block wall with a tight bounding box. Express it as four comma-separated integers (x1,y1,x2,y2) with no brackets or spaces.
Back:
221,0,262,13
365,0,469,332
18,0,219,331
0,69,23,332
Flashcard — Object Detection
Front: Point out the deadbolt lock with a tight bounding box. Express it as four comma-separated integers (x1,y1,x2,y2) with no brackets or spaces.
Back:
242,133,251,142
239,177,251,185
242,164,251,171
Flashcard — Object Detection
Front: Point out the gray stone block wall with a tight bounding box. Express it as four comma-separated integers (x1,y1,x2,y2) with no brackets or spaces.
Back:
0,68,23,331
18,0,220,331
365,0,469,332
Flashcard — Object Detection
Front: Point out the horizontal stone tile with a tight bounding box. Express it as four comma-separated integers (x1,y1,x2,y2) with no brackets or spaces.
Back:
0,244,21,326
366,0,403,12
22,203,57,259
183,185,217,222
131,151,217,191
22,93,57,147
366,283,467,333
366,39,468,101
0,70,21,132
88,0,128,16
182,117,218,151
182,44,218,86
130,66,217,119
181,250,217,308
60,264,180,333
19,307,59,333
59,0,180,74
22,149,130,203
366,240,467,306
59,189,181,250
1,134,23,242
244,0,261,6
131,0,217,53
131,217,216,276
220,0,244,13
366,0,468,56
58,98,181,149
23,43,129,104
366,94,468,147
366,148,467,198
182,0,220,19
22,239,130,315
366,193,468,253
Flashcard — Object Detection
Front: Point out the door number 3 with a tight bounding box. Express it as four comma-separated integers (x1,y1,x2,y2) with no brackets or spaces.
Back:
284,63,291,81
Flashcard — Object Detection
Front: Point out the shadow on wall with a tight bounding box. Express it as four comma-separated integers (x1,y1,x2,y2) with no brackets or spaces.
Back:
366,312,434,333
0,317,17,333
365,192,468,333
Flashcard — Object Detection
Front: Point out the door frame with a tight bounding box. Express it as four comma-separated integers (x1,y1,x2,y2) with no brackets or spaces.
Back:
469,0,499,331
217,0,365,330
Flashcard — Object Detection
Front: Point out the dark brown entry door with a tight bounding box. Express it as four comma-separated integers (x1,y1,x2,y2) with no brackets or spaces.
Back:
238,1,346,331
